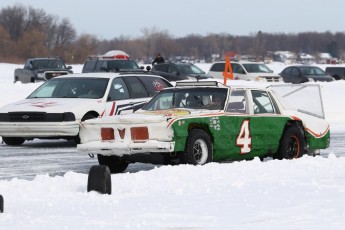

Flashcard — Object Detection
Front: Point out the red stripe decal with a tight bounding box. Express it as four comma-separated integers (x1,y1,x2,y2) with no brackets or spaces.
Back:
109,102,116,116
306,125,330,138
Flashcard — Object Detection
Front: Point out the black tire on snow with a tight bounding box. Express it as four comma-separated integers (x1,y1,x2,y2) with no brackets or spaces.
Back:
2,137,25,146
276,126,305,160
0,194,3,213
97,154,129,174
183,129,212,165
87,165,112,195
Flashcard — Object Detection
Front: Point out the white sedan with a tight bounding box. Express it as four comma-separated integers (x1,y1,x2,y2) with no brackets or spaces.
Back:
0,72,172,145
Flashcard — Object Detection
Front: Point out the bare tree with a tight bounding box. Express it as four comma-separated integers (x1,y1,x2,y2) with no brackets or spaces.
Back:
140,26,161,60
70,34,98,63
0,25,14,61
16,28,47,58
0,4,27,41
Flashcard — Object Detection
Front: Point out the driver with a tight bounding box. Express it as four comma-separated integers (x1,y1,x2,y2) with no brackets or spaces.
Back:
207,95,223,109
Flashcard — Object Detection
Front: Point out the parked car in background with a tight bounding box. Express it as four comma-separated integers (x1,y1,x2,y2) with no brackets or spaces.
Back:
150,62,213,82
82,50,144,73
280,65,335,83
14,58,73,83
325,66,345,80
0,72,172,146
78,81,330,173
208,61,282,82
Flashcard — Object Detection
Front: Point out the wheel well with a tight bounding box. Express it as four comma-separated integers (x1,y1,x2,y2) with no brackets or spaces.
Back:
187,124,213,142
283,120,306,145
82,111,99,121
332,74,340,80
284,120,304,134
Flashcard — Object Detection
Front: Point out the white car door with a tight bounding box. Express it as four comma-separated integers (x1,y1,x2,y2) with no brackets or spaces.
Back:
102,77,150,117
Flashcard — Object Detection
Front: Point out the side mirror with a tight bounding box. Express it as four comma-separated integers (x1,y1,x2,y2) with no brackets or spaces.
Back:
67,66,72,69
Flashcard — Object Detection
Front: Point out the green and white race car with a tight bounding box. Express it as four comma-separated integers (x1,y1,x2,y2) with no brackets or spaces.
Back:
77,81,330,173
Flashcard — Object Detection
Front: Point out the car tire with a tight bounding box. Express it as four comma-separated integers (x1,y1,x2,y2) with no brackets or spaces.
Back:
97,154,129,173
87,165,112,195
276,126,305,160
0,194,3,213
183,129,212,165
2,137,25,146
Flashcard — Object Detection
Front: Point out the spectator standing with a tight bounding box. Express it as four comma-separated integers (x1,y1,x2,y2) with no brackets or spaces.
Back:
152,53,165,65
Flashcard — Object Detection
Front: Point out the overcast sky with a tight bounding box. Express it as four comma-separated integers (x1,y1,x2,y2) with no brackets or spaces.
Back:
1,0,344,40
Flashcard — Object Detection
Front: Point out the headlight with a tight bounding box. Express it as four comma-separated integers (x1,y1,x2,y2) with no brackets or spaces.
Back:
36,73,44,79
255,76,267,82
308,78,315,82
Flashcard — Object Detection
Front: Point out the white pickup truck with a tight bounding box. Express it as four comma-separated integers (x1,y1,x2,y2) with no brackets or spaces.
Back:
208,61,282,82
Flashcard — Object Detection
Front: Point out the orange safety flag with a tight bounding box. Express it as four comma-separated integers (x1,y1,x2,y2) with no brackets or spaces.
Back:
223,55,234,85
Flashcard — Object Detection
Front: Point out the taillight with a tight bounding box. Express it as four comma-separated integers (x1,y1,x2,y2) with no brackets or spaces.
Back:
101,128,114,141
130,127,148,142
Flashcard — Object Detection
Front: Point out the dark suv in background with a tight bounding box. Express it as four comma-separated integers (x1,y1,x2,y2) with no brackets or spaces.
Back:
279,65,334,83
325,66,345,80
82,57,141,73
82,50,143,73
150,62,213,82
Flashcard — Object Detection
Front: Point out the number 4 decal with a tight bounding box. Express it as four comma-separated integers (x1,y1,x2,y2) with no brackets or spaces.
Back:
236,119,252,154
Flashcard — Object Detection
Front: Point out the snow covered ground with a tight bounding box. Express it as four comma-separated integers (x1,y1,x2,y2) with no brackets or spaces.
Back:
0,62,345,229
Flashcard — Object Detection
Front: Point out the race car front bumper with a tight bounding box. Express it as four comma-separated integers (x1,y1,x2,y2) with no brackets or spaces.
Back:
0,121,80,137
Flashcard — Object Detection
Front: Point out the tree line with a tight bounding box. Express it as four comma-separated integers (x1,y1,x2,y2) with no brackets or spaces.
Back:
1,4,345,64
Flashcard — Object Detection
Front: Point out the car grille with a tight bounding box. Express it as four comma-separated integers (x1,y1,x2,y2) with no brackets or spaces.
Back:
264,77,281,82
44,71,69,80
0,112,75,122
9,112,46,121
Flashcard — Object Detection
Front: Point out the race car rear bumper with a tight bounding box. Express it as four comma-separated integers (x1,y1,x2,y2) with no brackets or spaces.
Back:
77,140,175,156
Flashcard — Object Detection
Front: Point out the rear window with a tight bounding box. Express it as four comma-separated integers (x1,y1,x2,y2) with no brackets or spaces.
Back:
139,76,172,96
153,64,169,72
82,59,140,73
106,60,140,71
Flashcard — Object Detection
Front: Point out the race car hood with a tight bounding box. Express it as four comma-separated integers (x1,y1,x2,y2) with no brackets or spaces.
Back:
0,98,101,113
84,108,221,125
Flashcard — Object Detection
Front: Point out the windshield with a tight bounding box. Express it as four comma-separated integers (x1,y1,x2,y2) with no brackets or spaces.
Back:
242,63,273,73
299,66,326,76
28,77,109,99
177,64,205,74
142,87,228,111
107,60,140,70
32,60,67,69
